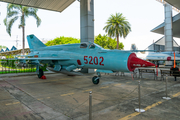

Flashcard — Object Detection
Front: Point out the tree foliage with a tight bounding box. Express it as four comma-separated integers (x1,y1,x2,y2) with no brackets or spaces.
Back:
0,45,7,49
4,4,41,55
103,13,131,49
95,34,124,50
4,4,41,36
45,34,124,50
45,36,80,46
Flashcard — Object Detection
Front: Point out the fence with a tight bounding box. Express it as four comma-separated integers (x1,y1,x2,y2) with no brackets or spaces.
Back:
0,59,36,74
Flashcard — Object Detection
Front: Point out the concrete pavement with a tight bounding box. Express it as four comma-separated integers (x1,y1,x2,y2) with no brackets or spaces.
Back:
0,72,180,120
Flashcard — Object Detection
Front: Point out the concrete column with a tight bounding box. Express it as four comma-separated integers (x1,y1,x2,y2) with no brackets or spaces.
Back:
80,0,94,43
164,3,173,52
80,0,95,73
164,3,173,66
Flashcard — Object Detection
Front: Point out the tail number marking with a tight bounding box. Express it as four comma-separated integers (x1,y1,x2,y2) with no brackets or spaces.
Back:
89,56,93,64
99,57,104,66
84,56,104,66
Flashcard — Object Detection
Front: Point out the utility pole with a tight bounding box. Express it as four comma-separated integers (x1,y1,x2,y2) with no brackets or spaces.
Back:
16,35,20,49
0,4,1,25
0,4,1,51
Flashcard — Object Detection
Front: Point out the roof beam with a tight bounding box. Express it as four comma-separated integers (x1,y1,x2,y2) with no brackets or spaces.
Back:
165,0,180,10
0,0,76,12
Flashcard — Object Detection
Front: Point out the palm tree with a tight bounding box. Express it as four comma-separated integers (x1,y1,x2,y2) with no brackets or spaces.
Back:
103,13,131,49
4,4,41,55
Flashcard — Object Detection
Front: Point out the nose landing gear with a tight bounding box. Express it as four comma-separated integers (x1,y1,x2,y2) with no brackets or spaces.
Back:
92,72,101,84
92,76,99,84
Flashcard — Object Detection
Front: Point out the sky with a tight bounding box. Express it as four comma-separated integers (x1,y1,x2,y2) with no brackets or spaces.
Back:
0,0,179,50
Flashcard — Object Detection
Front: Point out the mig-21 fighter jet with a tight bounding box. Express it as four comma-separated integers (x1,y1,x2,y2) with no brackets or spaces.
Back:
17,34,155,84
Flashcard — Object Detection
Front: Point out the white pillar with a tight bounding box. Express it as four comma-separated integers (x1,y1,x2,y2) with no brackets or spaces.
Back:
164,3,173,66
80,0,95,73
80,0,94,43
164,3,173,51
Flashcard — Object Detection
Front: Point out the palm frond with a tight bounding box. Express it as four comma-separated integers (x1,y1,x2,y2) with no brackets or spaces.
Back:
3,18,7,26
26,11,41,27
7,4,21,12
103,12,131,39
4,4,41,37
6,16,19,36
7,11,19,18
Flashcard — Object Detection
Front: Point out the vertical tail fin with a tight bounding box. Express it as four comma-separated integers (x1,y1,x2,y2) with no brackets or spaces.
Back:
27,34,46,50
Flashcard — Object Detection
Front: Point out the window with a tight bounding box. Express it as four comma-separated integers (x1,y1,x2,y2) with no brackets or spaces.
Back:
80,43,87,48
89,43,95,49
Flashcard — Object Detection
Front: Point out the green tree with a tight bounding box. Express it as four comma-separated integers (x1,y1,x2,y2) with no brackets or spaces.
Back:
4,4,41,55
45,35,124,50
94,34,124,50
103,13,131,49
45,36,80,46
0,45,7,49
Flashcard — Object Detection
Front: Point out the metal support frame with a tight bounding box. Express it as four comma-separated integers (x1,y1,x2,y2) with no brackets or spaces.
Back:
162,75,171,100
135,81,145,113
89,91,92,120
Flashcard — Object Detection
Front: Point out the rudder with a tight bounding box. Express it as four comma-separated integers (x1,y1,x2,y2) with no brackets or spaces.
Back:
27,34,46,50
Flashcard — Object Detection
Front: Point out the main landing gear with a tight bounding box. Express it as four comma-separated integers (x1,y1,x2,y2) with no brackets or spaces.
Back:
92,72,101,84
38,69,44,78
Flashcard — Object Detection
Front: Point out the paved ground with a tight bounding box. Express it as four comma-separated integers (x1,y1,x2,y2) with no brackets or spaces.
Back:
0,72,180,120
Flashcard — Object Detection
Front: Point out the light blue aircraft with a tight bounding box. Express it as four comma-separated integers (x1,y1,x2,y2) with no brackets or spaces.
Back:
18,35,155,84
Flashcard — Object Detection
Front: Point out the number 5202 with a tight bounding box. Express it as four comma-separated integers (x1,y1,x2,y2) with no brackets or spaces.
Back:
84,56,104,66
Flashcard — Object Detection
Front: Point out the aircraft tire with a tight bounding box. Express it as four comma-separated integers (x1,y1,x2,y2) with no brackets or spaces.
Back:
38,69,44,78
92,76,99,84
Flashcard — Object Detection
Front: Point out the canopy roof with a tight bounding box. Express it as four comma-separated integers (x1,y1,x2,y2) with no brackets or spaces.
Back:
151,0,180,38
0,0,76,12
151,13,180,38
0,48,30,56
165,0,180,10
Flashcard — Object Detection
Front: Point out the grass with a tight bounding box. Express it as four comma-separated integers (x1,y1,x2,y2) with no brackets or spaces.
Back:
0,68,36,74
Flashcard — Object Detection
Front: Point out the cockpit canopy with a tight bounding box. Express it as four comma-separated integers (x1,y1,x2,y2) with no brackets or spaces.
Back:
80,42,102,49
80,43,88,48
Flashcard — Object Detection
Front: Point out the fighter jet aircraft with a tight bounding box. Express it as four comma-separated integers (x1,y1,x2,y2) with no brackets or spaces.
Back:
130,44,180,62
136,51,180,62
17,34,155,84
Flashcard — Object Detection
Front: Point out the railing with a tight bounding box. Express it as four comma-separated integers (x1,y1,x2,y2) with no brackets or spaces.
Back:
0,59,36,74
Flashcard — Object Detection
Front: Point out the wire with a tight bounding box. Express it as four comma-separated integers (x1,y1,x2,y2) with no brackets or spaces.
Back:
92,87,138,102
63,98,89,117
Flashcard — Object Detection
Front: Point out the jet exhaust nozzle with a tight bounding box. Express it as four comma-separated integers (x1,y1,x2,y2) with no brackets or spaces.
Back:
128,53,155,71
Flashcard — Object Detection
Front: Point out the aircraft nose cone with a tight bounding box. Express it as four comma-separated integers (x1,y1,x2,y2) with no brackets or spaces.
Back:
128,53,155,71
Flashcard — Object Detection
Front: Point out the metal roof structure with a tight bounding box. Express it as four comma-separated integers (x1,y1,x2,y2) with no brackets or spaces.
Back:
0,0,76,12
5,48,9,52
147,36,179,47
145,36,180,52
151,13,180,38
11,46,17,51
151,0,180,38
0,0,76,55
165,0,180,9
0,48,30,56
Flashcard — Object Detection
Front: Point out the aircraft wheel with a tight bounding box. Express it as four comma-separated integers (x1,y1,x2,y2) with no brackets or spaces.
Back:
38,69,44,78
92,76,99,84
